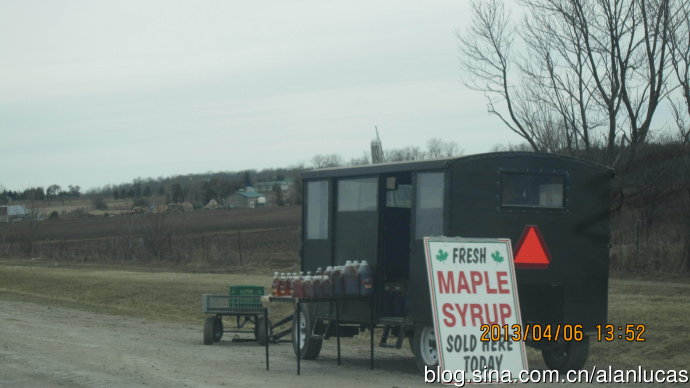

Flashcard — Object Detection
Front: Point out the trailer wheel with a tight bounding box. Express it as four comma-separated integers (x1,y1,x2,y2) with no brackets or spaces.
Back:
203,317,222,345
292,305,323,359
255,316,272,346
541,336,589,372
411,326,439,372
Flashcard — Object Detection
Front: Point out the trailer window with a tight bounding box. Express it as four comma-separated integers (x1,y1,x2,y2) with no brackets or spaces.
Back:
306,180,329,239
416,172,444,238
502,173,564,208
337,178,378,212
386,184,412,208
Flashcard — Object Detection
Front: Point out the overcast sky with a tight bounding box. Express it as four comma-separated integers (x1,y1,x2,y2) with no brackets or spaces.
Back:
1,0,526,192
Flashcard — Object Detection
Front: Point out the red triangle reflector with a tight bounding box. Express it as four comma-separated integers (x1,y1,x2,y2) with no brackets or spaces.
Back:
514,225,550,269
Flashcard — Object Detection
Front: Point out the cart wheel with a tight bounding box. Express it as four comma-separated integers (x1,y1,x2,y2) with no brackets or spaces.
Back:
213,317,223,342
411,326,439,372
541,336,589,372
255,316,272,346
292,304,323,359
203,317,217,345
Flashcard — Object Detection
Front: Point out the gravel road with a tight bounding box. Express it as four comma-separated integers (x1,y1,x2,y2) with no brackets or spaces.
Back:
0,300,425,388
1,299,672,387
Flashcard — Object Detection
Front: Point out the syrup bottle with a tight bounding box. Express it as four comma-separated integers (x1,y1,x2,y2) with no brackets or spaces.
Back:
331,266,341,296
271,272,280,296
358,260,374,296
303,275,314,298
278,273,287,296
344,260,359,296
322,273,333,297
292,272,304,298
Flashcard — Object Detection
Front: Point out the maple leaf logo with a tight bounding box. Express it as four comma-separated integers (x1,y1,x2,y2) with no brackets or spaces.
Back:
491,250,504,264
436,249,449,262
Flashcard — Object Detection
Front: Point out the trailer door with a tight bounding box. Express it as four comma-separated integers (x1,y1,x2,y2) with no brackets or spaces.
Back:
408,171,445,323
334,177,379,266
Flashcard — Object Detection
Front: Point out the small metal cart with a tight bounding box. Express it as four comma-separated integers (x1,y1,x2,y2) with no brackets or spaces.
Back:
201,288,272,346
201,285,292,345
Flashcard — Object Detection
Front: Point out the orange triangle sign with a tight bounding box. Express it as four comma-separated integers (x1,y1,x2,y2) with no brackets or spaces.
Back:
514,225,550,269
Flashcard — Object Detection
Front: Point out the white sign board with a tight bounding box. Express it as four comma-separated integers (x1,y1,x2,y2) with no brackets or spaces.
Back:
423,237,528,382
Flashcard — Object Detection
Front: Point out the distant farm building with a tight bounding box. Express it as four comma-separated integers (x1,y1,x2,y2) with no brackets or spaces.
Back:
253,180,292,193
226,190,266,208
0,205,31,222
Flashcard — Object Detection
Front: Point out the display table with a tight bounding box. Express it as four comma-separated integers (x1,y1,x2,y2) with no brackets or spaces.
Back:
263,295,375,375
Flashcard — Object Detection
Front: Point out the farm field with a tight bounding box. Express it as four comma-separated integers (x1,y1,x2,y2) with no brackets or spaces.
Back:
1,260,688,380
1,205,688,386
0,206,302,271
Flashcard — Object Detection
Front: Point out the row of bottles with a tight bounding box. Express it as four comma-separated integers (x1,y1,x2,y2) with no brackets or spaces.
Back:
271,260,374,298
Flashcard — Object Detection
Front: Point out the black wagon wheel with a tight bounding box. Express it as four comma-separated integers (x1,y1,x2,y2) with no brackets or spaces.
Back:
541,336,590,372
410,326,439,372
254,316,272,346
203,317,219,345
213,316,224,342
292,304,323,359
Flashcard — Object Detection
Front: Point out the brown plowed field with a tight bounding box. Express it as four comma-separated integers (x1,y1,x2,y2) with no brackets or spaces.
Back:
0,206,302,269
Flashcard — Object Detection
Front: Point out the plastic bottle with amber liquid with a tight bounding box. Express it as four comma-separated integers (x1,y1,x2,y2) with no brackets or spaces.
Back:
344,260,359,296
322,266,333,297
277,273,286,296
303,273,314,298
286,273,295,296
313,268,323,297
271,272,280,296
358,260,374,296
292,272,304,298
332,265,343,296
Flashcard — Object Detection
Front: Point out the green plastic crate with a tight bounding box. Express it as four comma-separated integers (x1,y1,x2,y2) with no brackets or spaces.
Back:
228,285,264,313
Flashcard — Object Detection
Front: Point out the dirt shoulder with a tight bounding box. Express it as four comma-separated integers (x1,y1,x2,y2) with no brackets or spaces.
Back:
1,261,688,387
0,299,428,388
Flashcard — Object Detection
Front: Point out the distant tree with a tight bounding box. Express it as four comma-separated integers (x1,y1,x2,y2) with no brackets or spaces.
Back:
169,183,184,203
144,185,152,197
201,180,218,204
426,138,462,159
348,152,371,166
132,181,142,197
22,187,45,201
243,171,252,187
68,185,81,198
311,154,343,168
46,184,61,199
385,146,425,162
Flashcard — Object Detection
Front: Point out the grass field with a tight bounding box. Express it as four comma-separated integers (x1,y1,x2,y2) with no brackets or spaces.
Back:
0,258,687,371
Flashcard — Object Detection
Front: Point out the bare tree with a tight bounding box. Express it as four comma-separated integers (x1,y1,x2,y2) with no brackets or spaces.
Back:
669,0,690,143
427,138,463,158
348,151,371,166
385,146,425,162
460,0,677,163
311,154,343,168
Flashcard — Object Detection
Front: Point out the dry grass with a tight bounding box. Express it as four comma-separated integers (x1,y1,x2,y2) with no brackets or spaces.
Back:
0,259,688,371
0,259,294,325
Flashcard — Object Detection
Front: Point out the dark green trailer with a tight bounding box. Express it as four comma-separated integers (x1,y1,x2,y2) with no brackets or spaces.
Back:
295,152,612,372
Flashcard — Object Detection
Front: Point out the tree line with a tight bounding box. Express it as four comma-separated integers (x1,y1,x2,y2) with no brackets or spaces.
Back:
1,185,82,204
